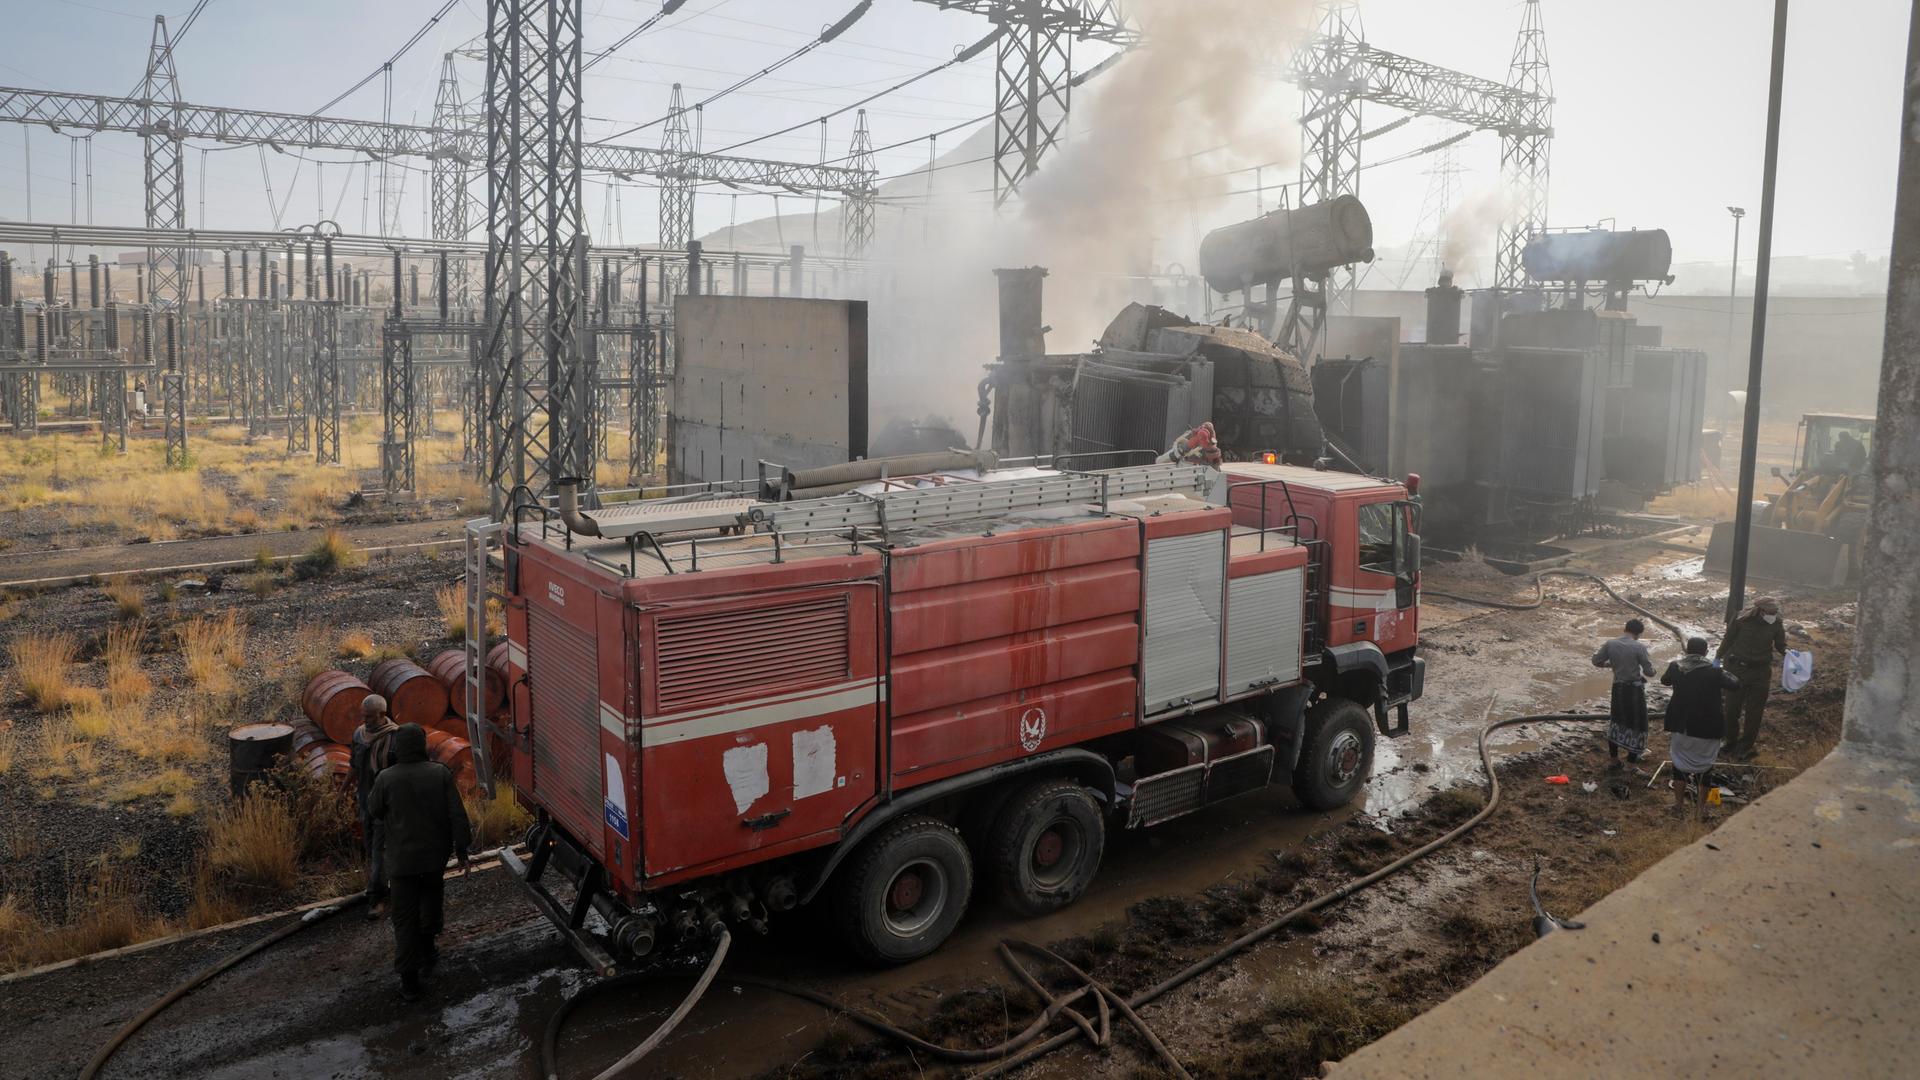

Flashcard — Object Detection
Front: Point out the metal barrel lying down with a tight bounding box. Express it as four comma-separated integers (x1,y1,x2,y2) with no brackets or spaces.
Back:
425,729,475,792
302,670,372,744
227,722,294,799
487,641,514,717
426,648,504,717
370,658,451,727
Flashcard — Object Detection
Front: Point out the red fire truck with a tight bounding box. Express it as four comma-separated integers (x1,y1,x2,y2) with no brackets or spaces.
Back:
461,457,1422,972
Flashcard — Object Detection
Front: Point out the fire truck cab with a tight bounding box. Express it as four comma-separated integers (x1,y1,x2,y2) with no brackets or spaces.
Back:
469,458,1422,971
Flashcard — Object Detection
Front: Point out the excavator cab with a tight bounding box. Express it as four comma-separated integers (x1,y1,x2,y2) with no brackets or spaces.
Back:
1705,412,1875,588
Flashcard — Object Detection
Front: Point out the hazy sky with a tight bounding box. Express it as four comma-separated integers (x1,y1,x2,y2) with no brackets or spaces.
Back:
0,0,1908,288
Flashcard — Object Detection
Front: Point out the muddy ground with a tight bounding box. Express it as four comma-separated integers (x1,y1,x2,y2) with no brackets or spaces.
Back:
0,530,1859,1079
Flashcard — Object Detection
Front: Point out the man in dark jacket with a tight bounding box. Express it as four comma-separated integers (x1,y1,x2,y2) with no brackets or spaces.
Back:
349,695,398,919
1715,596,1787,760
368,723,473,1001
1662,637,1741,820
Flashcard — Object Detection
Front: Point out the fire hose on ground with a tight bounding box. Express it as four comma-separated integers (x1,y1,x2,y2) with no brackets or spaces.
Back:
543,706,1646,1080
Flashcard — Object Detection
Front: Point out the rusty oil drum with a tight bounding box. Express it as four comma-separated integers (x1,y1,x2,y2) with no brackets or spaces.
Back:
302,670,371,744
370,658,451,727
426,648,504,717
486,641,514,718
425,729,475,792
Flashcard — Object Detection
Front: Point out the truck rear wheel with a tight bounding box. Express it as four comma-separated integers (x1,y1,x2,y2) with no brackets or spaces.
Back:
833,815,973,965
1293,698,1375,811
989,778,1105,917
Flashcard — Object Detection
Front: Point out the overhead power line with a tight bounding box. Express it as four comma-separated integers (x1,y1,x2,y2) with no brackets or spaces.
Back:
705,28,1000,157
584,0,691,72
591,0,875,144
312,0,462,116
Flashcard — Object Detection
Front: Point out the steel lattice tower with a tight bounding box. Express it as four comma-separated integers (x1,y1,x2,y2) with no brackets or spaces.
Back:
993,4,1072,205
659,83,695,295
1395,131,1466,289
432,54,476,305
1494,0,1552,290
141,16,187,310
1297,0,1364,313
483,0,589,514
841,109,876,257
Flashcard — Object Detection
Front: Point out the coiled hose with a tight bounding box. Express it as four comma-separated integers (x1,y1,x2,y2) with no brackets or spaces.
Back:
545,704,1623,1079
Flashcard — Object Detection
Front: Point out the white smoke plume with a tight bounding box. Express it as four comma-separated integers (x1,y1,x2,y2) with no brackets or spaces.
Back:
1439,186,1514,285
855,0,1316,428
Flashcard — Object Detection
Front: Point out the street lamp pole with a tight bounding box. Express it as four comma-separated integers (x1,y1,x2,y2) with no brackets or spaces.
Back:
1724,206,1746,427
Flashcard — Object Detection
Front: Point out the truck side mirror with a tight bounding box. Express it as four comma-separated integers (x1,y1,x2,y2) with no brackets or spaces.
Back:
1404,532,1421,580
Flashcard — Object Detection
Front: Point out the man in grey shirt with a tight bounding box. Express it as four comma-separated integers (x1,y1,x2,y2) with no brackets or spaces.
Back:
1593,619,1656,766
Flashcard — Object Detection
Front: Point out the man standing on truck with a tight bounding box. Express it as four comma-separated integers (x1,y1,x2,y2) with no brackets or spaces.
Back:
368,723,473,1001
1593,619,1656,767
350,694,397,920
1716,596,1787,760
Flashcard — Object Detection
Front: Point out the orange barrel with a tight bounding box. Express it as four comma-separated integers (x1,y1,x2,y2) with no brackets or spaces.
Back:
486,642,514,718
426,648,507,718
287,718,328,755
303,671,371,744
370,658,451,727
228,722,293,799
425,730,475,787
293,742,333,783
323,743,353,784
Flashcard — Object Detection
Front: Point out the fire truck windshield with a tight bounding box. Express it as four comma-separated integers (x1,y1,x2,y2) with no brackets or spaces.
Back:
1358,501,1397,575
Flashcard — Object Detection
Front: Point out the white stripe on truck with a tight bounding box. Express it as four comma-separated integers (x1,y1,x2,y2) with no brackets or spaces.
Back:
639,678,884,747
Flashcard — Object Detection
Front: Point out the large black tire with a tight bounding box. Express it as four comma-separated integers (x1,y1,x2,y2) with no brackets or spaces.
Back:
1292,698,1376,811
832,816,973,965
989,778,1105,917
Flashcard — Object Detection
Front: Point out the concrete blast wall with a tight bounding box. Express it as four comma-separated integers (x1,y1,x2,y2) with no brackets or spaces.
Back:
668,296,869,487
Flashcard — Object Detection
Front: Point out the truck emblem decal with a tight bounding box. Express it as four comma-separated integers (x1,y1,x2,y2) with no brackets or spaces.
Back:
1018,707,1047,753
547,581,566,606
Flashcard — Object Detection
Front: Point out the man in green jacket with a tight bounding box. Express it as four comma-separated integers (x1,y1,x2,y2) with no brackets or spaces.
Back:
1715,595,1787,760
368,723,473,1001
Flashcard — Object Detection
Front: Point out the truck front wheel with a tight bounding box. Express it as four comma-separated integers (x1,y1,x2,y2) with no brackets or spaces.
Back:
989,778,1105,916
833,816,973,965
1293,698,1375,810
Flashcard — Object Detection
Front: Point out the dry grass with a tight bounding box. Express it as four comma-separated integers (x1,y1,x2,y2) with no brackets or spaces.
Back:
102,580,145,619
0,725,15,774
294,528,363,579
69,697,115,741
112,767,200,817
0,866,159,973
337,631,377,660
31,714,98,780
108,705,207,764
436,583,467,639
293,621,339,682
1649,484,1738,522
186,860,247,930
104,624,152,706
206,793,300,894
179,611,246,693
8,632,82,712
467,787,533,850
75,471,233,539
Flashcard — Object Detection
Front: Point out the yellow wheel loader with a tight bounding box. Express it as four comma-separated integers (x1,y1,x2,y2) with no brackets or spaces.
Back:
1705,413,1874,587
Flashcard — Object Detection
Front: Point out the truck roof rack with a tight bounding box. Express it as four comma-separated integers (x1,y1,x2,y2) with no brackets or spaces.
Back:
748,461,1217,538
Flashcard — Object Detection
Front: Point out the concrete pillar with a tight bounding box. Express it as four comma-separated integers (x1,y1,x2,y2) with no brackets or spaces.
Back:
1843,0,1920,760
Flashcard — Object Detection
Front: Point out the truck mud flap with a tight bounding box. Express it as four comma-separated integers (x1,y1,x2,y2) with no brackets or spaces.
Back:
503,827,618,977
1127,744,1275,829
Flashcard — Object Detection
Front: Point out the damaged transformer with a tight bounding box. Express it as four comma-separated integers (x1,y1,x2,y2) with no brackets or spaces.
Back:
980,295,1323,465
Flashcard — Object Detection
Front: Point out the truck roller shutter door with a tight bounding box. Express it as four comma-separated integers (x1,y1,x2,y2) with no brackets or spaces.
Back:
527,605,605,856
1225,567,1303,696
1142,531,1225,715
